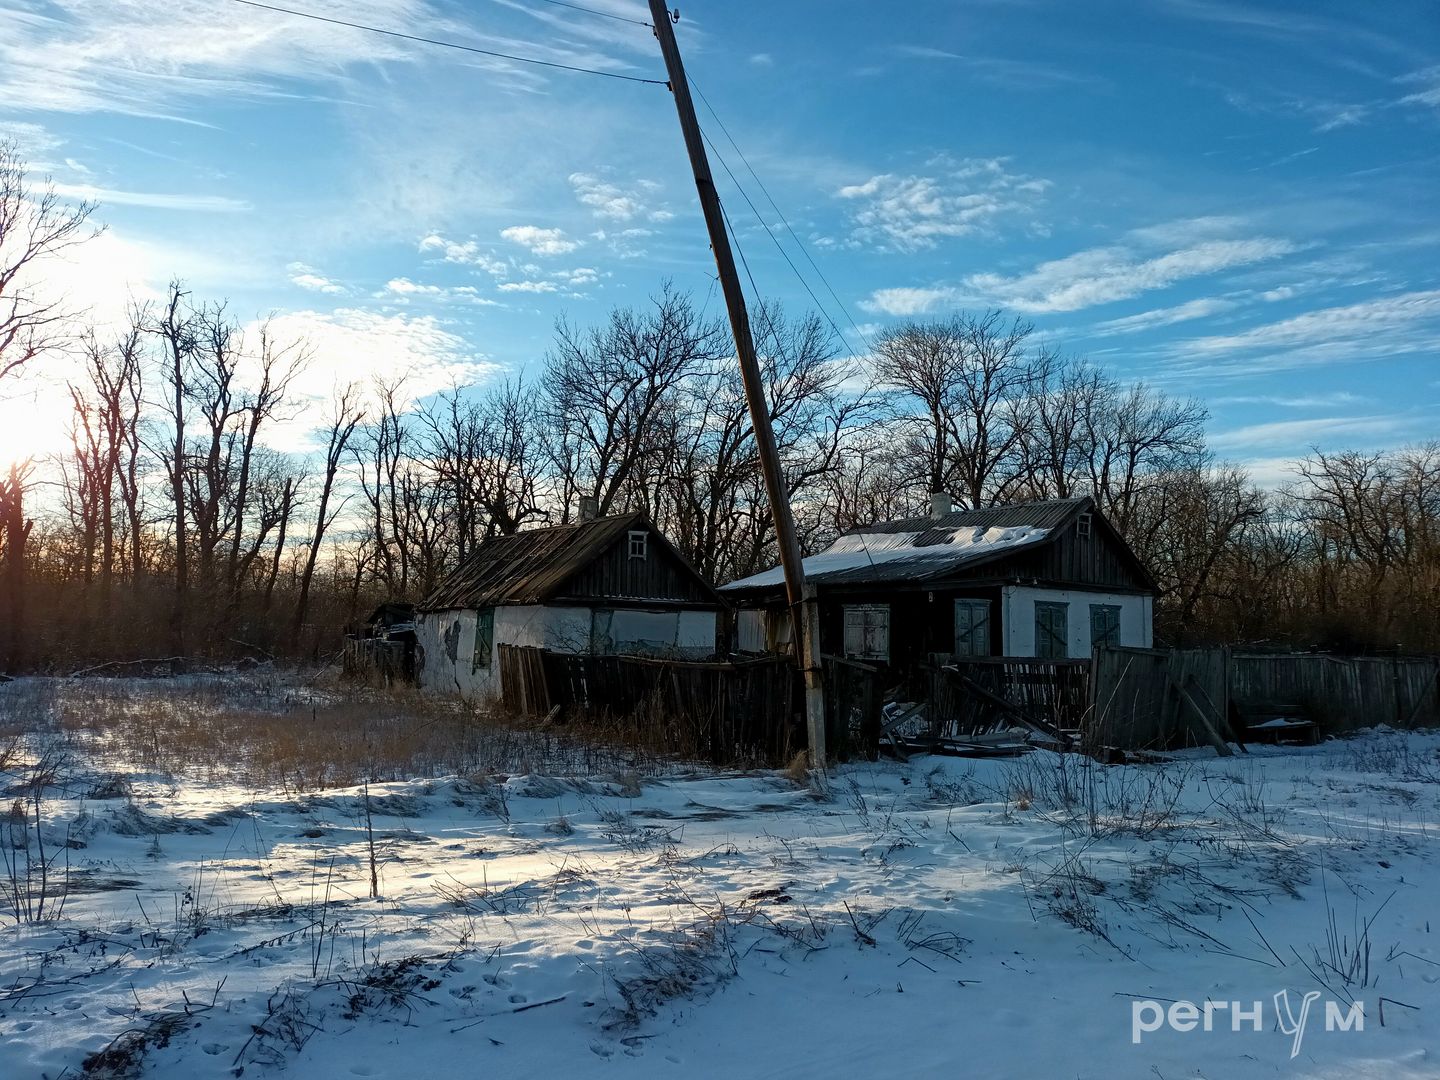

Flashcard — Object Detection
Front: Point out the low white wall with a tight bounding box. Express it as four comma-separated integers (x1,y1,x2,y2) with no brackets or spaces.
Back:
418,604,719,697
1001,586,1153,658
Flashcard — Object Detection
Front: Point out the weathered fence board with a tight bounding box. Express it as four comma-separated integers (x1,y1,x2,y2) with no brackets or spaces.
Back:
1089,647,1440,750
498,645,798,765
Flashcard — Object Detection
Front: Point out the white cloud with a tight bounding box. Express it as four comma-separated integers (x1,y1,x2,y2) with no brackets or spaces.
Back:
417,234,509,277
858,216,1301,317
857,286,961,317
499,225,581,256
383,277,502,305
497,280,558,293
288,262,346,294
49,182,250,213
1091,297,1237,335
749,53,774,67
1172,289,1440,368
0,0,429,118
966,237,1299,313
836,158,1049,252
1397,66,1440,110
568,172,671,223
257,308,500,425
1211,414,1419,451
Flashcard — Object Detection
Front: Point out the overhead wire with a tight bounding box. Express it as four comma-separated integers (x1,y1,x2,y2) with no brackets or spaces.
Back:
691,79,876,355
701,125,853,354
527,0,651,27
228,0,666,85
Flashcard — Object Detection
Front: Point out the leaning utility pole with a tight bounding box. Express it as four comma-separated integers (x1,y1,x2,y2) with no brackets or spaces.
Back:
648,0,826,768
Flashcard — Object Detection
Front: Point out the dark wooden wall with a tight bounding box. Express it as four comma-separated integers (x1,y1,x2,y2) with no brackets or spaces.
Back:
560,530,718,606
995,518,1151,593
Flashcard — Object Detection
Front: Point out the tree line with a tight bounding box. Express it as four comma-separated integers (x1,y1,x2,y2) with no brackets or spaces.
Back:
2,143,1436,668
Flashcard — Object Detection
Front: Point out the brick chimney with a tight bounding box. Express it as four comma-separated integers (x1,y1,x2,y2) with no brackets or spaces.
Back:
578,495,599,523
930,491,952,519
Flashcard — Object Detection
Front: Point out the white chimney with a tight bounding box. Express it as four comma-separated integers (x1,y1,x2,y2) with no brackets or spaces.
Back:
930,491,952,519
578,495,599,523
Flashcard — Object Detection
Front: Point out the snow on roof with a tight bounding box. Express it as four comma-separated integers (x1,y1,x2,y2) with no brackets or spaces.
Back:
722,523,1052,591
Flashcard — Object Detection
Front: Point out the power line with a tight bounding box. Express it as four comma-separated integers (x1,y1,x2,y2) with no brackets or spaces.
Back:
701,125,854,354
228,0,666,85
691,80,876,354
528,0,651,27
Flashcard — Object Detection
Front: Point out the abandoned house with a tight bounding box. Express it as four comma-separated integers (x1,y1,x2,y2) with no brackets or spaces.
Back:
722,495,1156,670
414,509,726,697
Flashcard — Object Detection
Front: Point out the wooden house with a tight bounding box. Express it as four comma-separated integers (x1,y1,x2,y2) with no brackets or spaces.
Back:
722,496,1155,672
415,511,725,698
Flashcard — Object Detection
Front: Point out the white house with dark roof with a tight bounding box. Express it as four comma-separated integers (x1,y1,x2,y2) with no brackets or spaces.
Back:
722,496,1154,669
415,511,725,698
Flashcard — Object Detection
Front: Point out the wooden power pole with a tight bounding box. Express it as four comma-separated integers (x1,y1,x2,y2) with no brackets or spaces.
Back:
648,0,826,768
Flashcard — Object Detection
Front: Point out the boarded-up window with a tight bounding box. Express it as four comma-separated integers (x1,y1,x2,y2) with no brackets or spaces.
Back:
953,599,991,657
843,605,889,661
1089,604,1121,649
1035,601,1068,659
472,608,495,670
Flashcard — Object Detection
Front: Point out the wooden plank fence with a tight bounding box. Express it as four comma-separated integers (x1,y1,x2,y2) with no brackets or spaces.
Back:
497,644,799,765
1089,646,1440,750
923,656,1092,744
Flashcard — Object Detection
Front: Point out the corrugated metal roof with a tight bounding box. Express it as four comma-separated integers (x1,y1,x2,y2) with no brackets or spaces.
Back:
721,497,1093,594
419,513,647,611
844,496,1091,539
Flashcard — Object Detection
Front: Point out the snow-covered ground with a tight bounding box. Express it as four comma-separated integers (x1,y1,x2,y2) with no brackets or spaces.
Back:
2,677,1438,1078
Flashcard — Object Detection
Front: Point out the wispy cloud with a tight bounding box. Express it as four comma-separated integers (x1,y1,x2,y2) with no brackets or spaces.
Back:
1091,297,1238,335
50,181,249,212
835,158,1049,253
1211,391,1370,409
859,217,1300,316
890,45,1107,90
1210,413,1421,451
500,225,581,256
1172,289,1440,369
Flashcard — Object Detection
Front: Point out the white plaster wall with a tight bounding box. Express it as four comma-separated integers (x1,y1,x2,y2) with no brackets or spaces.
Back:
1001,586,1153,658
419,604,721,698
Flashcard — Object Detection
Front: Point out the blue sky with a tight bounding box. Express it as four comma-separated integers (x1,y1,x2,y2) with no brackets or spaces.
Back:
1,0,1437,479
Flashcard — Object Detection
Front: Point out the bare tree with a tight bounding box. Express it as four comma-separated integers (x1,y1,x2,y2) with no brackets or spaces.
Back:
294,385,363,642
0,141,97,669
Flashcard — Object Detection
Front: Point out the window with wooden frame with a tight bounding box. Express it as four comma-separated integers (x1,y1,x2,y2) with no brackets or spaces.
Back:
1089,603,1121,649
627,530,648,560
843,604,890,661
1076,513,1093,540
953,599,991,657
1034,601,1069,659
472,607,495,670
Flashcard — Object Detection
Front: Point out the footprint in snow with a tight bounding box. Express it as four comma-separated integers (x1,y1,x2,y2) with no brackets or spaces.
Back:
201,1044,227,1056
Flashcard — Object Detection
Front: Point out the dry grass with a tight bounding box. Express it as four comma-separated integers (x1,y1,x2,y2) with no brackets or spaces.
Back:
0,672,674,791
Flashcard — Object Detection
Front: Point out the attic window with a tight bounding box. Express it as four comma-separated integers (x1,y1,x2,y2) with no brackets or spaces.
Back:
628,530,648,560
1077,513,1093,540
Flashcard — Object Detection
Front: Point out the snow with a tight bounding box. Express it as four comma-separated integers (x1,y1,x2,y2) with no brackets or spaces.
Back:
723,524,1051,590
3,690,1440,1078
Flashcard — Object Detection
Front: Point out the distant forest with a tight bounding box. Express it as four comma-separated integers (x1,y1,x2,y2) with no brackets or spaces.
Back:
1,142,1436,669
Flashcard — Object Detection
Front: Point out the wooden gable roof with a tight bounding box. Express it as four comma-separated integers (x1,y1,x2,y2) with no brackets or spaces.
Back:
418,513,724,612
